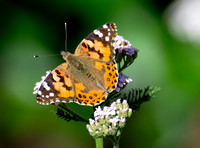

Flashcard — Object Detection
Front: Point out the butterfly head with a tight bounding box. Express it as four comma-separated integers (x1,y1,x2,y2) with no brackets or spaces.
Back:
61,51,71,61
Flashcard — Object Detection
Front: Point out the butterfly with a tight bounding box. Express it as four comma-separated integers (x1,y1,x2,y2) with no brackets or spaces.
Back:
33,23,119,106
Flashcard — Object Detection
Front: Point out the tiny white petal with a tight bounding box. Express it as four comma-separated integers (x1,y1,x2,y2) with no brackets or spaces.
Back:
122,99,127,104
109,126,112,131
123,108,128,112
109,110,116,116
116,99,121,104
116,40,122,46
89,119,95,125
88,128,93,133
120,117,126,123
95,116,100,121
126,78,132,83
110,102,116,107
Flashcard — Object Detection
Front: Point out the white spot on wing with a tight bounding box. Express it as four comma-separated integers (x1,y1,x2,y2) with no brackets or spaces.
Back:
94,29,104,38
55,98,60,102
103,24,108,28
105,36,109,41
42,81,50,91
94,30,100,35
94,29,98,34
50,100,54,104
99,32,103,37
37,91,42,95
49,92,54,97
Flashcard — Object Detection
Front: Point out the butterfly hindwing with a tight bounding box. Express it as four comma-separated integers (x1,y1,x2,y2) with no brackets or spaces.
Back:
36,64,75,105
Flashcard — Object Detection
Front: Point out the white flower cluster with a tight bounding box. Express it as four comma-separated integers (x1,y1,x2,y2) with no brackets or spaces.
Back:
86,99,132,138
33,70,51,94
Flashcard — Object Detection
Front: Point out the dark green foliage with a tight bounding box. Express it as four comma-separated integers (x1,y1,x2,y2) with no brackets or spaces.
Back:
56,107,82,122
56,104,89,123
122,86,160,110
103,86,160,111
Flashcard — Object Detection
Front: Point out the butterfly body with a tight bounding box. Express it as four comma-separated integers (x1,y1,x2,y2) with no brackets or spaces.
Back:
34,23,119,106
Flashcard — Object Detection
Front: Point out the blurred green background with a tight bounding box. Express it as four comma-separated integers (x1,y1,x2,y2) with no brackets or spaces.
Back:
1,0,200,148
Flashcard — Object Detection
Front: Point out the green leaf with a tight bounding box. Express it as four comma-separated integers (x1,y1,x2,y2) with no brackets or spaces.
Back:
56,108,82,122
56,104,89,123
121,86,160,110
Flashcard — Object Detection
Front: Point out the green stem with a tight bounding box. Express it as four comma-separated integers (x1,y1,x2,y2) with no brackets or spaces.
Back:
59,103,89,123
95,138,103,148
113,139,119,148
110,136,120,148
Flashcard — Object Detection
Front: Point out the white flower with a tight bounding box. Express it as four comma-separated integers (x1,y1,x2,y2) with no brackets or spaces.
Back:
116,99,121,104
88,128,93,133
89,119,95,125
86,98,132,138
125,77,132,83
128,108,132,117
108,126,113,131
123,108,128,113
95,131,99,134
110,103,117,110
109,116,119,127
122,99,127,104
94,106,102,117
108,109,116,116
120,117,125,123
95,116,100,121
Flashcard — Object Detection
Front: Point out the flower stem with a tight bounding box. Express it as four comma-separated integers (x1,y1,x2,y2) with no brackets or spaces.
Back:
95,138,103,148
113,140,119,148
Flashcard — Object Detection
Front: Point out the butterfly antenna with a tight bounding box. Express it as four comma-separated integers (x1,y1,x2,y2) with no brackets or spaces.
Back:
34,23,68,58
65,22,68,51
33,54,60,58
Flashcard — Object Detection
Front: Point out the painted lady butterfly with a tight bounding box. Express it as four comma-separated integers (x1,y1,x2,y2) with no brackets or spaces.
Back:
33,23,119,106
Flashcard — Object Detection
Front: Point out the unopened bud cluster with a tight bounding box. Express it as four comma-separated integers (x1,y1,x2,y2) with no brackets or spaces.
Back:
116,73,132,92
86,99,132,138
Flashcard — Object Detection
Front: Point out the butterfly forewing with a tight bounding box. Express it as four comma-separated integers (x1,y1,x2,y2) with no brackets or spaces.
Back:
75,23,117,62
